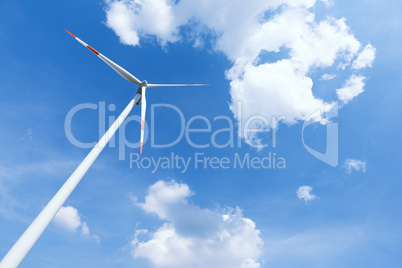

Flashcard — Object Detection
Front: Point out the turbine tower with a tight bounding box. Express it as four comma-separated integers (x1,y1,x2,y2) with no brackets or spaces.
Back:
0,30,208,268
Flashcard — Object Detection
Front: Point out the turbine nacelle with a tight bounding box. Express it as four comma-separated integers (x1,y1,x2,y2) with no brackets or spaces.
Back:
136,81,147,105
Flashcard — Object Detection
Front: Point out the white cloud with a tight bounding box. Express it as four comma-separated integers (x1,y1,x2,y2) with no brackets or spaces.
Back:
104,0,374,141
53,206,99,241
352,44,376,69
105,1,140,46
297,186,317,203
343,159,366,174
336,75,366,104
81,221,90,236
105,0,179,46
321,74,336,80
132,180,264,268
53,206,82,232
136,180,193,220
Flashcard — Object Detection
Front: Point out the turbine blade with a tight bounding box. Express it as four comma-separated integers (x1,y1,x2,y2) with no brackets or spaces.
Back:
65,30,142,85
140,87,147,154
147,84,209,88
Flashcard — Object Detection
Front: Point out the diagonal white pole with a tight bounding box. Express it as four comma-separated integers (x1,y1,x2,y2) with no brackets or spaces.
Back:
0,94,141,268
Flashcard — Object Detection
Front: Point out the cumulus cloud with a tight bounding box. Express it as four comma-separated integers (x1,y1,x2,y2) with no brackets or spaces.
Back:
297,186,317,203
132,180,264,268
336,75,366,104
136,180,193,220
352,44,376,69
343,159,366,174
105,0,179,46
53,206,98,241
104,0,375,142
53,206,82,232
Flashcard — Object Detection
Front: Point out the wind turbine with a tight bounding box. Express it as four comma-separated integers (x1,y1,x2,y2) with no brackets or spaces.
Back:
0,30,208,268
65,30,208,154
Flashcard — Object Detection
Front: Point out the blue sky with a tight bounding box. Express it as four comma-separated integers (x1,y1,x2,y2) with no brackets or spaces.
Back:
1,0,402,267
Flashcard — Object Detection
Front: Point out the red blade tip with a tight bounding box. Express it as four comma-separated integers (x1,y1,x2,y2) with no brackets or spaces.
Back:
65,29,76,38
87,45,99,55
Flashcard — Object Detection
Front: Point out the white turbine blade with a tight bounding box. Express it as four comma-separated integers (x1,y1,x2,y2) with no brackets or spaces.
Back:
140,87,147,154
147,84,209,88
65,30,142,85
